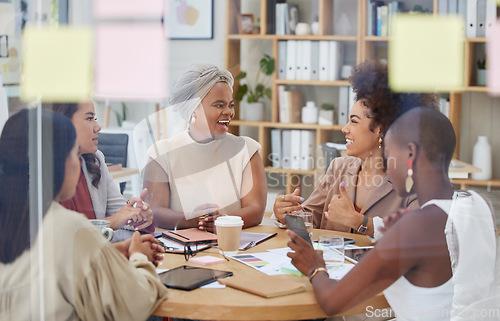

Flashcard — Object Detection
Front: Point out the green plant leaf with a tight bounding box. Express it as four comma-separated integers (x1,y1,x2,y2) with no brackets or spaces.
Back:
113,110,123,127
264,88,272,99
235,84,248,102
260,54,275,76
235,71,247,80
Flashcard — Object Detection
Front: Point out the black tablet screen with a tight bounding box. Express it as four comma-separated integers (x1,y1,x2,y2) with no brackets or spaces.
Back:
159,265,233,291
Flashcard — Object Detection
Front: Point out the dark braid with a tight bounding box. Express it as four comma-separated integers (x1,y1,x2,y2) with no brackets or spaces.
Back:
42,102,102,188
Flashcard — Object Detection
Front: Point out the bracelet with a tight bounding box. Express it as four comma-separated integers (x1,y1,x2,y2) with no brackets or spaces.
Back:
308,267,328,282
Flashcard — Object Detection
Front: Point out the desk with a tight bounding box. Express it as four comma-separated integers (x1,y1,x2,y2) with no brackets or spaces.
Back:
153,225,388,320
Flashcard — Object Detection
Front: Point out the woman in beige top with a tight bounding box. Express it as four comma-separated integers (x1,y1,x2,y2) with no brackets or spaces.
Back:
0,109,167,320
144,64,267,231
273,61,438,239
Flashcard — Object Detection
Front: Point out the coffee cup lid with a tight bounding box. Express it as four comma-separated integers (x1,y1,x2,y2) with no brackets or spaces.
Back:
215,215,244,227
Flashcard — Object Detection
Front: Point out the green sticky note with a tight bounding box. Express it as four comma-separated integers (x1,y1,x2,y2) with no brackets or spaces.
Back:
21,26,93,102
388,15,465,92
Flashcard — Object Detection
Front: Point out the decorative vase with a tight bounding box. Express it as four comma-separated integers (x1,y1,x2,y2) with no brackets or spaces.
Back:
472,136,492,180
477,69,487,86
311,21,319,35
295,23,311,36
301,101,318,124
318,109,334,125
243,102,265,122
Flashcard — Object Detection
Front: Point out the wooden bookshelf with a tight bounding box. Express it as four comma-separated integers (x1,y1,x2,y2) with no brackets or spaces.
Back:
225,0,494,194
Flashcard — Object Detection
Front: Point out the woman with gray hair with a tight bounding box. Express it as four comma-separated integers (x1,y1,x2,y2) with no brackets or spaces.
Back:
143,64,266,231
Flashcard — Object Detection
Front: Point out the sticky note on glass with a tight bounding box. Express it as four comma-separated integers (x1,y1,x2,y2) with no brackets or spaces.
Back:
389,15,465,92
93,0,165,19
487,20,500,96
94,23,168,101
21,26,93,102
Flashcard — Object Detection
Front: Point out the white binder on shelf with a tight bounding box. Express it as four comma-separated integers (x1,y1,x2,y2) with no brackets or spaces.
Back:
458,0,467,27
286,40,297,80
295,41,304,80
301,40,312,81
438,0,448,15
278,41,287,79
282,130,292,169
348,86,356,115
310,41,320,81
271,129,282,168
338,86,349,126
485,0,497,38
290,130,301,170
278,85,289,123
449,0,459,14
466,0,478,38
319,41,329,81
476,0,487,37
327,41,344,81
300,130,316,171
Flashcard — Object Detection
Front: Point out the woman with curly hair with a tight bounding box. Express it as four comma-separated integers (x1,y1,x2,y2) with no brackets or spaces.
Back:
272,60,438,240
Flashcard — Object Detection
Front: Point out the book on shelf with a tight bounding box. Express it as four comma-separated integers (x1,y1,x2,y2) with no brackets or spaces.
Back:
278,41,287,79
290,130,301,170
278,85,303,123
328,41,344,81
270,128,282,168
282,129,292,169
300,130,316,171
338,86,350,126
266,0,286,34
319,41,329,81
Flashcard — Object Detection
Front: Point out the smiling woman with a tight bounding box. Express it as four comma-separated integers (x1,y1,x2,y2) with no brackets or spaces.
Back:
144,63,267,232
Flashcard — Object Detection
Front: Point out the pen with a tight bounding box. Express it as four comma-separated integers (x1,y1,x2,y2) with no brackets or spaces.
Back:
169,231,190,241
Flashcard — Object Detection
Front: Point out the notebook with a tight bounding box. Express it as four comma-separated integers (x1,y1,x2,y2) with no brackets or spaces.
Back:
161,228,218,246
239,232,278,250
218,274,306,298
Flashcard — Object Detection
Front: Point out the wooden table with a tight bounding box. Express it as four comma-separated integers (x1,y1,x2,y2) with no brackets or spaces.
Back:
152,225,389,320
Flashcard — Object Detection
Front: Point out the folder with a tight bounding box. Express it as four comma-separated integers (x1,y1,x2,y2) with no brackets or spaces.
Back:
278,41,287,79
438,0,448,15
218,274,305,298
295,40,303,80
300,130,316,171
367,1,374,35
376,6,382,36
466,0,477,38
290,130,301,170
476,0,487,37
282,130,292,169
286,40,297,80
278,85,289,123
328,41,344,81
288,90,304,123
338,86,350,126
485,0,497,38
449,0,458,14
301,40,312,81
310,41,320,81
162,228,218,247
271,128,282,168
380,5,388,36
319,41,329,81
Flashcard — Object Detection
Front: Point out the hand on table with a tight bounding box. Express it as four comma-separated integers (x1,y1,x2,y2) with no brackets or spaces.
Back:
108,188,153,230
378,207,411,234
286,230,325,277
273,187,305,224
325,182,359,229
128,232,165,266
196,203,220,233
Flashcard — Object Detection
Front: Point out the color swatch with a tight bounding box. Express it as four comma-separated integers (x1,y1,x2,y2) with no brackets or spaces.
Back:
232,254,269,269
389,15,465,92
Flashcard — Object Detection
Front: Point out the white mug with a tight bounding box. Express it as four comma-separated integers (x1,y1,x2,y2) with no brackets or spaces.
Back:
89,219,114,242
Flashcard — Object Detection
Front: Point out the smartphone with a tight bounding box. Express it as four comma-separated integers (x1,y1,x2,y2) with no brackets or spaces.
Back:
285,214,312,246
345,247,373,264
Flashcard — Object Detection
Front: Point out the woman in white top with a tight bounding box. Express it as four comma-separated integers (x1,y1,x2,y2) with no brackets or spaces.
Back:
0,109,167,320
287,108,463,320
144,64,267,231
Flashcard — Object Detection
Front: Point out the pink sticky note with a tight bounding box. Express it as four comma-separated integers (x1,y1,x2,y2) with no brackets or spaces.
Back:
188,256,226,266
93,0,165,19
94,23,168,101
487,20,500,96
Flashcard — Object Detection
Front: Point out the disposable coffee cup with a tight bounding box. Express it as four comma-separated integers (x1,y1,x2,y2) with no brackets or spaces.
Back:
89,219,114,242
215,216,244,256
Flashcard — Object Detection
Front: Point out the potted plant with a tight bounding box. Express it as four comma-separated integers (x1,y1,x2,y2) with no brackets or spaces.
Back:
318,103,336,125
235,54,275,121
115,102,135,128
477,57,487,86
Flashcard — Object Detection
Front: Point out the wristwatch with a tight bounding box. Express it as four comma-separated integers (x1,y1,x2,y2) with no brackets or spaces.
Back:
357,215,368,234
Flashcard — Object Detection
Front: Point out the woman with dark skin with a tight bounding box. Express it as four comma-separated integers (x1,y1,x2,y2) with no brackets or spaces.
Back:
287,108,458,320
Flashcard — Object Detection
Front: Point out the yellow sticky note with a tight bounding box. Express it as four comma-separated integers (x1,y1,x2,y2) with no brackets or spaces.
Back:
388,15,465,92
21,26,93,102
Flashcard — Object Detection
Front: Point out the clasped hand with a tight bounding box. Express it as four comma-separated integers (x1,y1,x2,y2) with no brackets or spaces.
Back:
114,232,165,266
109,188,153,230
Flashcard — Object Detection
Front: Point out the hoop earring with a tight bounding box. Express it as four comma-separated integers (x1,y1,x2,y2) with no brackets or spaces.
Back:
378,137,383,149
405,159,414,193
190,115,196,124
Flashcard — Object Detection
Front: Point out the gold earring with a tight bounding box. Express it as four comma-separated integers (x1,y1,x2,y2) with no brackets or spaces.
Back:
405,159,414,193
378,137,383,149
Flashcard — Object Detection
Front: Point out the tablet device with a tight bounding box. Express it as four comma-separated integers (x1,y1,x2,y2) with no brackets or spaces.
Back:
159,265,233,291
344,237,355,245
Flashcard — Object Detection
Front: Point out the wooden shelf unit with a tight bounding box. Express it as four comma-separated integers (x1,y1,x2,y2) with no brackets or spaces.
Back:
225,0,494,194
